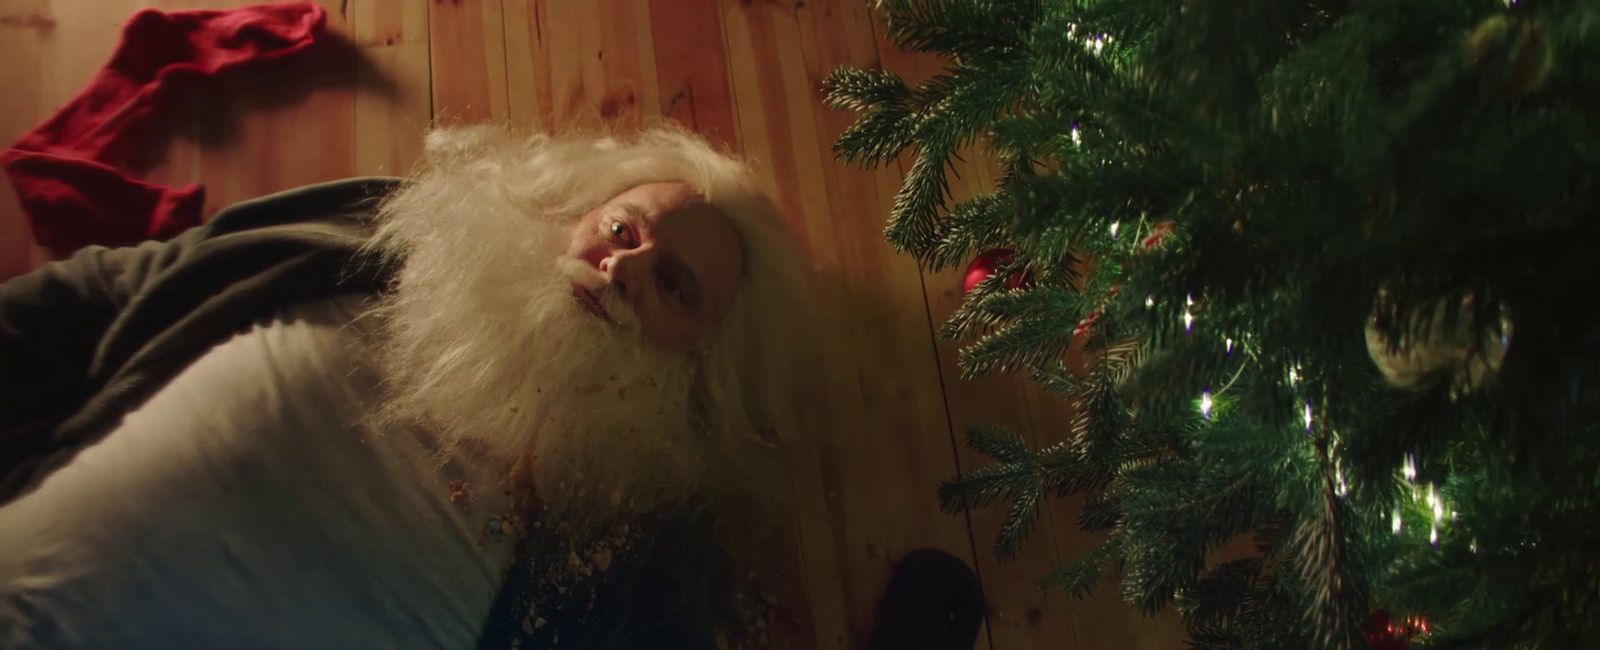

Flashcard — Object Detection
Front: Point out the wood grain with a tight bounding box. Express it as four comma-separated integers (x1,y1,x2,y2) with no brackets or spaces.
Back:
503,0,660,133
0,1,1190,648
0,0,57,277
198,0,356,211
430,0,510,124
722,1,985,648
351,0,432,176
648,0,739,149
858,11,1078,650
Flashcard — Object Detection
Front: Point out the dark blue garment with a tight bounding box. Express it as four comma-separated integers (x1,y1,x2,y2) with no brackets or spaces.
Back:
476,512,720,649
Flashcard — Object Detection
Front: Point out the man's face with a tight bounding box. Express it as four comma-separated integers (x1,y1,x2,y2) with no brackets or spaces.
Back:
565,182,746,353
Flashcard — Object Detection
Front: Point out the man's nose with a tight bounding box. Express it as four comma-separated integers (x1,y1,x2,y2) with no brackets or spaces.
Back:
601,246,651,297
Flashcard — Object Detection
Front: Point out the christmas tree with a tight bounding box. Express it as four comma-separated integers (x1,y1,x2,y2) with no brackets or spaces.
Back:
825,1,1600,648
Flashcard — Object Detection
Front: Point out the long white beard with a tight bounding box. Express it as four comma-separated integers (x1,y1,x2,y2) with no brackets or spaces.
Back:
366,160,707,525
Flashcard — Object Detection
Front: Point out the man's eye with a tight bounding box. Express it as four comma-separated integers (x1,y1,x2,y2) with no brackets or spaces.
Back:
608,221,635,247
659,272,684,303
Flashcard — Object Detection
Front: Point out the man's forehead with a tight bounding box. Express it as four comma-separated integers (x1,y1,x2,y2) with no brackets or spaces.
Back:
610,201,650,221
616,199,725,229
607,182,701,216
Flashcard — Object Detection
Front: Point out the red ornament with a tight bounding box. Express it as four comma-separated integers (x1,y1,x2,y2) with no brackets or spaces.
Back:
962,249,1028,295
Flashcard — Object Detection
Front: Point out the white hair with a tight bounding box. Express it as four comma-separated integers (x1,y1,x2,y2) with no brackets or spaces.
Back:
364,123,816,538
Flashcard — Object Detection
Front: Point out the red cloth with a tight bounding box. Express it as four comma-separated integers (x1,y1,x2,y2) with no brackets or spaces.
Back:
1,3,327,254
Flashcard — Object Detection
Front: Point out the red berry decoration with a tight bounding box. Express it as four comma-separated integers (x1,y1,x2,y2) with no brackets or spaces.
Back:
962,249,1028,295
1073,284,1121,339
1073,310,1101,338
1141,220,1175,251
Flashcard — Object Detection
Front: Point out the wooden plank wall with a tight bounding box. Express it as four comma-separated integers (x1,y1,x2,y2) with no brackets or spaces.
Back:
0,1,1184,648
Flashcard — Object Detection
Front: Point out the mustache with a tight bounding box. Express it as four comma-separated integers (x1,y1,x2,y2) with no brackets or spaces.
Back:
555,257,642,334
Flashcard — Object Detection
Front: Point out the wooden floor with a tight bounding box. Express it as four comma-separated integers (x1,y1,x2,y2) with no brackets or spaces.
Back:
0,1,1184,648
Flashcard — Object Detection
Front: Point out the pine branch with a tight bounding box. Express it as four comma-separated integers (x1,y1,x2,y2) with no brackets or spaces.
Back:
1042,439,1118,496
927,191,1012,271
884,59,1033,254
1077,491,1120,531
1184,626,1243,650
1179,557,1264,630
1041,535,1124,598
1027,360,1078,396
943,424,1114,560
995,485,1043,559
1290,437,1367,650
965,422,1031,464
1121,530,1204,616
821,67,911,112
872,0,1040,59
938,424,1063,514
1073,331,1141,457
943,284,1083,342
959,316,1073,380
832,104,917,169
884,146,953,254
936,454,1041,513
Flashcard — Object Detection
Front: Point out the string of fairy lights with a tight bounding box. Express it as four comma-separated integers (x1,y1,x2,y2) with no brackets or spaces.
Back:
1062,0,1505,562
1094,218,1459,553
1188,306,1456,551
1033,7,1553,640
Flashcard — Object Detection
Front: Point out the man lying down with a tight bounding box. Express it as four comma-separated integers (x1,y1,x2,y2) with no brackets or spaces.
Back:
0,125,818,649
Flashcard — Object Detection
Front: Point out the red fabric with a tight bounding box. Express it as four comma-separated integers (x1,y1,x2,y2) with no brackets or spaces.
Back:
0,3,327,253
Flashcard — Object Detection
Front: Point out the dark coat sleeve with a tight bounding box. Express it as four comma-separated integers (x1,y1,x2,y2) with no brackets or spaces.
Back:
0,236,192,438
0,177,400,506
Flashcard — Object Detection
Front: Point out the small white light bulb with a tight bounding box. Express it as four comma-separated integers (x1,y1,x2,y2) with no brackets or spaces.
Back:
1392,507,1402,535
1402,453,1417,482
1303,400,1313,432
1200,390,1213,420
1109,221,1119,239
1225,337,1233,354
